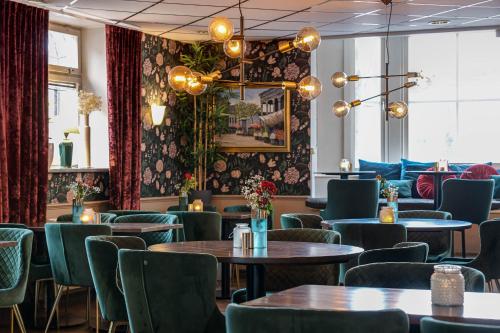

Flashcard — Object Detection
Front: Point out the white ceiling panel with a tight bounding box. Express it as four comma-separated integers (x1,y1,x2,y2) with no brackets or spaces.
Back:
390,3,461,16
72,0,154,12
344,13,414,25
251,21,327,30
66,8,134,20
311,1,388,14
216,7,296,21
143,3,226,16
130,13,204,25
243,0,327,11
281,11,355,23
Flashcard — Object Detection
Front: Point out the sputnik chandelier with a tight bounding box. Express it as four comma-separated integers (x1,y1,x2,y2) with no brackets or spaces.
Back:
330,0,423,120
167,0,323,101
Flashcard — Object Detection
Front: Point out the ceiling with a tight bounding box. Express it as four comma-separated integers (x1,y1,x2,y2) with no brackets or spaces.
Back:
30,0,500,41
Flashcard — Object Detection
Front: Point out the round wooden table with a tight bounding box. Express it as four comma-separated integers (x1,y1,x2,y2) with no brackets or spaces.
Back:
149,240,364,300
321,218,472,232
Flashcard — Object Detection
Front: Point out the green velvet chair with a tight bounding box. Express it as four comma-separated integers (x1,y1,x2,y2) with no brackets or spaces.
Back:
44,223,112,333
358,242,429,265
85,236,146,333
440,220,500,292
118,249,225,333
112,213,178,246
166,211,221,241
107,210,160,216
56,212,117,224
320,179,380,220
280,213,323,229
168,204,217,212
438,179,494,257
224,205,273,230
225,304,409,333
332,222,407,283
0,228,33,333
420,317,500,333
399,210,452,262
345,262,485,292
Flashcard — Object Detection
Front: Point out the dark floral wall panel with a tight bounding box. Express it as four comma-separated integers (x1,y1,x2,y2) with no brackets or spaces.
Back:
48,171,109,203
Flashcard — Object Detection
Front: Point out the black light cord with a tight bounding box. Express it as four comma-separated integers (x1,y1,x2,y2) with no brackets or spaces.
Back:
238,0,243,18
385,1,393,64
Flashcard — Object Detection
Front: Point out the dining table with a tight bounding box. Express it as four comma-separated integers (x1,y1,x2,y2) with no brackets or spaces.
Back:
314,171,376,180
30,222,183,234
244,285,500,326
149,240,363,301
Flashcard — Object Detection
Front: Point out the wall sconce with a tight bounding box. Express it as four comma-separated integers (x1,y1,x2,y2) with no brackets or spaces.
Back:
151,104,166,126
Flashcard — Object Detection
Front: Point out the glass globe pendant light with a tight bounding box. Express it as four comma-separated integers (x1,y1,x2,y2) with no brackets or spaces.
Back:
294,27,321,52
168,66,192,92
332,101,351,118
331,72,348,88
208,17,234,42
223,39,246,58
186,72,208,96
297,76,322,100
388,101,409,119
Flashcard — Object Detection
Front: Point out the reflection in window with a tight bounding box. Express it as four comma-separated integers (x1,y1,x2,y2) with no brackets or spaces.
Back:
49,30,79,69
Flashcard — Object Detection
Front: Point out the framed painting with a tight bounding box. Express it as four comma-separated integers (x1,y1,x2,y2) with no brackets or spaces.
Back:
216,86,291,152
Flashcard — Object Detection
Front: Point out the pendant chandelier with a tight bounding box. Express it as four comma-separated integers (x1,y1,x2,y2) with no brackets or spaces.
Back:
168,0,323,101
331,0,423,120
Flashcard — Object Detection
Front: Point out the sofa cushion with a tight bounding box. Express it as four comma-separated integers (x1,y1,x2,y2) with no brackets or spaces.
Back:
450,162,492,172
460,164,499,180
359,160,401,180
401,159,435,198
492,175,500,200
416,167,456,199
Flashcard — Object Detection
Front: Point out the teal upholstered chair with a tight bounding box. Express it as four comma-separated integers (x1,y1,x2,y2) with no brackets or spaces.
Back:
224,205,273,230
280,213,323,229
166,211,221,241
421,317,500,333
441,220,500,291
44,223,112,333
320,179,380,220
112,214,178,246
85,236,146,333
345,262,485,292
57,212,117,224
358,242,429,265
168,204,217,212
107,210,160,216
118,249,225,333
332,222,407,283
399,210,452,262
439,179,494,256
0,228,33,333
225,304,409,333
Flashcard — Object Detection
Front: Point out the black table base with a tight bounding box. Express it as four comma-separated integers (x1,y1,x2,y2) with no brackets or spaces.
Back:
246,264,266,300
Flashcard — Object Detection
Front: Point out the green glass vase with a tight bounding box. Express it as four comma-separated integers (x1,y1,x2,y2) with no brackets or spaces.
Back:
59,140,73,168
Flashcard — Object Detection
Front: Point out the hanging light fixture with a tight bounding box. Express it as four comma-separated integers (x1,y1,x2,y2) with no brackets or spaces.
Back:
208,17,234,42
330,0,423,120
151,104,166,126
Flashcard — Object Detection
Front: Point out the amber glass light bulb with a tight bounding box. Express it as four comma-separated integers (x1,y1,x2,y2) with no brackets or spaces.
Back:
224,39,246,58
388,101,409,119
332,100,351,118
294,27,321,52
208,17,234,42
297,76,322,100
331,72,348,88
186,72,208,96
168,66,192,91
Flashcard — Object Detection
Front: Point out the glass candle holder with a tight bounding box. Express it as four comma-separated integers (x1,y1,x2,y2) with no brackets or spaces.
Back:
431,265,465,306
339,158,352,172
192,199,203,212
187,204,194,212
379,207,395,224
438,159,449,172
80,208,95,224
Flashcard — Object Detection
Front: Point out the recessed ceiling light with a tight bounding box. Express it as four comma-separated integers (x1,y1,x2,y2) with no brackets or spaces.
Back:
429,19,450,25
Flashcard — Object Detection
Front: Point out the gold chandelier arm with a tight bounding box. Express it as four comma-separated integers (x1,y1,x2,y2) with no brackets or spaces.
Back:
351,81,417,107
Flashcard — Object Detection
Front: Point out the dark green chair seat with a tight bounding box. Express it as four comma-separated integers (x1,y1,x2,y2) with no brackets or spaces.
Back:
86,236,146,331
358,242,429,265
166,211,221,241
224,205,273,230
421,317,500,333
107,210,160,216
118,250,225,333
320,179,380,220
225,304,409,333
280,213,323,229
168,204,217,212
112,214,177,246
345,262,485,292
56,212,117,223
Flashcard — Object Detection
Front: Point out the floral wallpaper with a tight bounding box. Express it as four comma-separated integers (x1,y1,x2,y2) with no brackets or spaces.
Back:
140,36,311,196
47,171,109,203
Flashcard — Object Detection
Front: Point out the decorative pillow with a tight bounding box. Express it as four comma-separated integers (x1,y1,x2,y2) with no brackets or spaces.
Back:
492,175,500,199
401,159,435,198
450,162,492,172
460,164,499,180
416,167,457,199
380,180,413,198
359,160,401,180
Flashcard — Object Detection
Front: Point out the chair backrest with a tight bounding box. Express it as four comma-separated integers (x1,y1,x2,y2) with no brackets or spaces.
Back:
321,179,380,220
85,236,146,322
358,242,429,265
118,250,225,333
398,210,452,220
45,223,111,286
468,220,500,280
168,205,217,212
225,304,409,333
166,211,221,241
280,214,323,229
112,214,178,246
345,262,485,292
107,210,160,217
0,228,33,305
57,213,117,224
222,205,274,230
420,317,500,333
439,179,494,224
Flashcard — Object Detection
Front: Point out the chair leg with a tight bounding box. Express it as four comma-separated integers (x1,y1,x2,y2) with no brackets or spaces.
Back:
495,279,500,293
34,279,40,325
236,264,241,289
13,304,27,333
11,307,14,333
461,230,466,258
44,284,64,333
96,295,100,332
87,287,91,326
488,280,494,292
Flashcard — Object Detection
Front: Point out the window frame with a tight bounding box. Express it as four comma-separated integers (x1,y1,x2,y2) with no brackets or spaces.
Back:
48,23,82,79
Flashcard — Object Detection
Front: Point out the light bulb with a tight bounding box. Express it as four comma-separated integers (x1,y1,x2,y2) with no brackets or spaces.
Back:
186,72,208,95
331,72,348,88
388,101,409,119
151,104,166,125
223,39,246,58
332,100,351,118
297,75,322,100
294,27,321,52
208,17,234,42
168,66,192,92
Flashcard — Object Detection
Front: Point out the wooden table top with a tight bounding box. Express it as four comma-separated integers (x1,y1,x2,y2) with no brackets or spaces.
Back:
220,212,251,220
0,241,17,248
245,285,500,325
30,223,183,234
149,241,363,265
322,218,472,232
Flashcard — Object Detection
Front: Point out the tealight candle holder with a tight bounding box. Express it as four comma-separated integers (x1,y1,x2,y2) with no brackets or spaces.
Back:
188,204,194,212
80,208,95,224
339,158,352,172
192,199,203,212
379,207,395,224
438,159,449,172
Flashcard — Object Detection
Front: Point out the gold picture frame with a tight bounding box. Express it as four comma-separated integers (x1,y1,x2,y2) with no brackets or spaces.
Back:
216,86,291,153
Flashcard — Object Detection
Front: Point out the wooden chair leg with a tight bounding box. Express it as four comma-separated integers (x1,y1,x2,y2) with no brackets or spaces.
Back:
44,285,64,333
11,307,14,333
96,295,100,332
495,279,500,293
13,304,28,333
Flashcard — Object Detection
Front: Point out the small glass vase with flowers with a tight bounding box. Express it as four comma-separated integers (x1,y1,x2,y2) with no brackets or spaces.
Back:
177,172,197,211
377,175,399,223
69,181,101,224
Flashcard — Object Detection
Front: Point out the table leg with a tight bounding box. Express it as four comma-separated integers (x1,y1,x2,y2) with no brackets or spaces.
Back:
433,174,442,210
246,264,266,301
217,263,231,299
340,175,348,180
461,230,466,258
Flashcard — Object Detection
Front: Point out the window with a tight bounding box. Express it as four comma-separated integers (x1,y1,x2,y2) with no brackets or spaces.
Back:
408,30,500,162
49,30,79,69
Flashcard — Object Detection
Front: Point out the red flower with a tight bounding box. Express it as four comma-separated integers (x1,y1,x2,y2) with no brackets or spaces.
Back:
184,172,192,180
260,180,277,195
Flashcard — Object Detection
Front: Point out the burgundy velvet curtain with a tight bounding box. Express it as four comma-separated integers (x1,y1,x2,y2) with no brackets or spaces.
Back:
106,25,143,210
0,1,49,226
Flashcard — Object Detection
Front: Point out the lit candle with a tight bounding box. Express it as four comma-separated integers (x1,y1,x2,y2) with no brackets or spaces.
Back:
339,158,352,172
438,159,449,172
80,208,95,224
379,207,395,224
192,199,203,212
